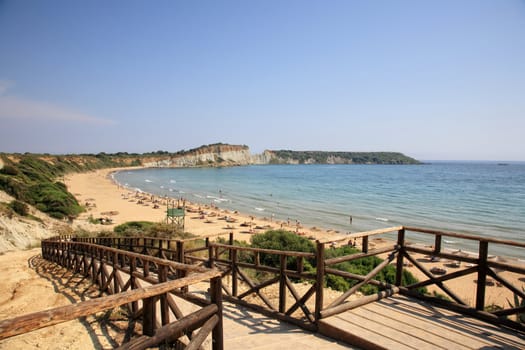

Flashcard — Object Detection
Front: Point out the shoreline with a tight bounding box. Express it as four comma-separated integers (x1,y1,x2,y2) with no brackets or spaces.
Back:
66,167,524,309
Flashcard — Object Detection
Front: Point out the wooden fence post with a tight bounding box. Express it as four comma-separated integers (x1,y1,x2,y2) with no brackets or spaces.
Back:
232,249,238,297
130,257,138,314
142,296,156,336
362,236,369,253
176,240,188,293
91,246,97,283
434,234,442,255
315,241,325,322
113,251,119,294
210,276,224,350
395,228,405,286
176,240,184,264
476,241,489,311
279,255,287,313
208,241,214,269
159,265,170,326
228,232,234,261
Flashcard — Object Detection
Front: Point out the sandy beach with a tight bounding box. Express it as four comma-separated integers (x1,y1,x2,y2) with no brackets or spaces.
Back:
65,167,524,310
66,168,342,243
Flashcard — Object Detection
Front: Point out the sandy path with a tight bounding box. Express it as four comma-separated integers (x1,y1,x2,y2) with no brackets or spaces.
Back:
0,248,133,349
0,249,95,349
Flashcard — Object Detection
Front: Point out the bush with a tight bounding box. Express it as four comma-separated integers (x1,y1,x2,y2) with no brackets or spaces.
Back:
114,221,156,235
323,245,426,295
0,165,19,176
10,200,29,216
251,230,315,271
113,221,195,239
25,182,83,219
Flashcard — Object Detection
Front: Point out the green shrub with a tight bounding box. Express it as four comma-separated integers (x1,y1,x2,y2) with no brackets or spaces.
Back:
25,182,83,219
0,175,27,199
251,230,315,271
10,200,29,216
0,165,19,176
114,221,156,235
322,245,426,295
146,222,194,239
113,221,195,239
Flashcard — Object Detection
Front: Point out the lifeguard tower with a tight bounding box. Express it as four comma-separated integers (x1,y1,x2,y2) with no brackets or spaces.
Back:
166,206,185,230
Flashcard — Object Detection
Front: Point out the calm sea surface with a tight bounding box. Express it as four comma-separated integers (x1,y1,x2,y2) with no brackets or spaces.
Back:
113,162,525,258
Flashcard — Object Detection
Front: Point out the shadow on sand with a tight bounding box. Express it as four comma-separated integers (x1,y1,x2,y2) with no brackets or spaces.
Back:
28,254,139,349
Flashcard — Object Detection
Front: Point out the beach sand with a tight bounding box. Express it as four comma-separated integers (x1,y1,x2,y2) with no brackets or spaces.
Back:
66,168,340,243
0,249,122,349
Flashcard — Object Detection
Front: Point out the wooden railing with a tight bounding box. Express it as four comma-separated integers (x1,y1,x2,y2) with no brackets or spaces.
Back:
63,226,525,333
318,226,525,332
206,242,318,330
0,239,224,349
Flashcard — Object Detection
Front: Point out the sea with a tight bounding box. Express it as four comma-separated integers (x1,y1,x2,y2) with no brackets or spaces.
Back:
113,162,525,259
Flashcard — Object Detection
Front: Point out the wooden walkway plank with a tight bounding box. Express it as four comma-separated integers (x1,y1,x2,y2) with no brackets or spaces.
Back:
375,297,525,347
319,315,411,350
359,300,489,349
349,305,468,349
221,301,355,350
319,296,525,350
330,311,440,350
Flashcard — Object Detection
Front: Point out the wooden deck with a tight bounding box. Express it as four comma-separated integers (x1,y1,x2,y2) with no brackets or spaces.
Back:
319,295,525,350
221,301,355,349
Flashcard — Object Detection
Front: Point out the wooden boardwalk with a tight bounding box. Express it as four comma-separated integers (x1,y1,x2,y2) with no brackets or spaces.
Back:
221,301,354,349
7,232,521,350
319,295,525,350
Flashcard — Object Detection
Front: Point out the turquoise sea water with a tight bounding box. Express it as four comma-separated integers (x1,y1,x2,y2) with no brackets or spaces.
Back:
113,162,525,258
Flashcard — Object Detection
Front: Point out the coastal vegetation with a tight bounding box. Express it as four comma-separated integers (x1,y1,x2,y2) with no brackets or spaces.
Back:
112,221,194,239
269,150,420,165
0,152,146,219
0,155,85,219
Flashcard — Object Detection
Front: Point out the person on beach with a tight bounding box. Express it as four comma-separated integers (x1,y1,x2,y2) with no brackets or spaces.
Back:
350,215,353,224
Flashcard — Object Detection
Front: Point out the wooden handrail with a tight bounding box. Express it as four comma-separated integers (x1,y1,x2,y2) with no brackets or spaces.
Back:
210,242,315,258
319,226,403,244
48,241,210,274
404,226,525,248
0,270,220,340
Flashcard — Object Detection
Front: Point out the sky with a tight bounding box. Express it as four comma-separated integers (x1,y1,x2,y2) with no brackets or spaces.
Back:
0,1,524,161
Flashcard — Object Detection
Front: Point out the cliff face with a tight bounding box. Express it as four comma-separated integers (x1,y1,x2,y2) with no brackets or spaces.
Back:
141,146,419,167
143,144,261,167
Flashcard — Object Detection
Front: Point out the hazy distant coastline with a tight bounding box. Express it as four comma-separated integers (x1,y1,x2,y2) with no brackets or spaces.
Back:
1,143,420,170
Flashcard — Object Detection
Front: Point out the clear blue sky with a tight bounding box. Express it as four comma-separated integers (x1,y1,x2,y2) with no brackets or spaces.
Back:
1,1,524,161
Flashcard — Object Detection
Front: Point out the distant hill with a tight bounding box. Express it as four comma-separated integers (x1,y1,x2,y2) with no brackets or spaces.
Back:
266,150,420,165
